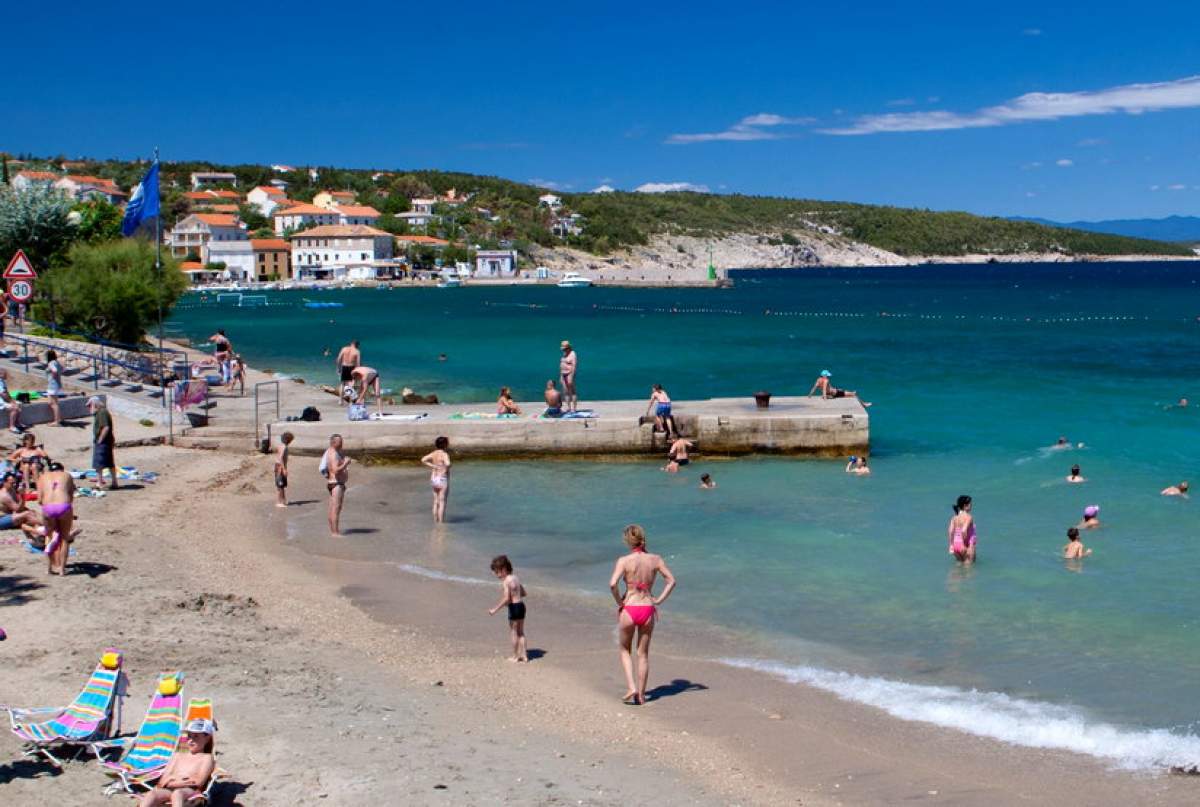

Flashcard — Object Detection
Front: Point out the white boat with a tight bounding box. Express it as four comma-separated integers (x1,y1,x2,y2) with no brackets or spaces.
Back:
437,277,463,288
556,272,593,288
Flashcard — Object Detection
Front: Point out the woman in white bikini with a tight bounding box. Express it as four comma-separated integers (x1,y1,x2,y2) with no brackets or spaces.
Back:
421,436,451,523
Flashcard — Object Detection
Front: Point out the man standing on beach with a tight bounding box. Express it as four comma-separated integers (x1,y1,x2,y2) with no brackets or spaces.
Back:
322,434,352,537
88,396,118,490
335,340,361,406
559,340,578,412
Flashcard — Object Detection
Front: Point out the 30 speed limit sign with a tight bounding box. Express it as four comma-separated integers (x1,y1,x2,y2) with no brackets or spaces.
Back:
7,279,34,302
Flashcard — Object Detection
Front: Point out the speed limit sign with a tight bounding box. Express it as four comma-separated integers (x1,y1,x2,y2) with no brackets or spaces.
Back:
8,279,34,302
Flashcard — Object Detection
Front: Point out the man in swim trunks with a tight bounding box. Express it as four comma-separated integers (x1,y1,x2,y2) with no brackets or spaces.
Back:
335,340,361,406
664,436,694,473
559,340,577,412
543,380,563,417
208,329,233,385
350,365,382,415
322,434,352,537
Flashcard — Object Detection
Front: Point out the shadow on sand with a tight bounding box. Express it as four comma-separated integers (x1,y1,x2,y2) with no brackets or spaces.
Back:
0,573,46,606
645,678,708,702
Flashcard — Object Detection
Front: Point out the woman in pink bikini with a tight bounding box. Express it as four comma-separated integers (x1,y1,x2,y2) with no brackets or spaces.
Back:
38,462,75,576
947,494,977,564
609,524,676,705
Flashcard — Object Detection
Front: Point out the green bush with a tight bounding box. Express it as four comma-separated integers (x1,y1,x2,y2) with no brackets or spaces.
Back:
35,240,188,345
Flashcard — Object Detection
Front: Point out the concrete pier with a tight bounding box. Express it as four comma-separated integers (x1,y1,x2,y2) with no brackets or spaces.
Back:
273,396,868,459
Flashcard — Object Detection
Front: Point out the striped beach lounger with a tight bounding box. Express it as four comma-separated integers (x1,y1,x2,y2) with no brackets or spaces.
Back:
126,697,227,803
3,649,125,767
92,671,185,795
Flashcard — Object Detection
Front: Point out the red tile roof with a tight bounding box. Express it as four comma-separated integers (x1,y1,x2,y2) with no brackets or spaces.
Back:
275,203,335,217
193,214,239,227
180,261,206,272
287,225,391,239
335,205,380,217
16,170,58,181
252,186,286,197
250,239,289,251
207,204,239,213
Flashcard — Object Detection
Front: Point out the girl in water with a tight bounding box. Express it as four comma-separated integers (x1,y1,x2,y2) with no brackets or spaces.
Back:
420,436,451,523
608,524,676,705
947,494,977,563
1066,464,1085,483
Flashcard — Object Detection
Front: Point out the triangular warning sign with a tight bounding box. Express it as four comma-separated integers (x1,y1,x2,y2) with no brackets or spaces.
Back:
3,250,37,280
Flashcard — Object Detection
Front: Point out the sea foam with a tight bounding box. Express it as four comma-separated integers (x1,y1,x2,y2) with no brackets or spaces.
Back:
390,562,493,586
720,657,1200,771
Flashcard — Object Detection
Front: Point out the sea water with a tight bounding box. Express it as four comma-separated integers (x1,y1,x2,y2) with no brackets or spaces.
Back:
169,263,1200,769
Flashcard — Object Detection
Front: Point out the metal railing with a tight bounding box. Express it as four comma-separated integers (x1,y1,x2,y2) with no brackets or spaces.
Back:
254,380,280,451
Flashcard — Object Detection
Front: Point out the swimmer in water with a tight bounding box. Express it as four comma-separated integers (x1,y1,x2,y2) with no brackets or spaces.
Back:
1076,505,1101,530
699,473,716,489
1063,527,1091,559
1161,481,1189,497
1165,397,1188,410
1066,464,1085,483
663,436,694,473
845,456,871,475
438,353,448,362
947,494,976,564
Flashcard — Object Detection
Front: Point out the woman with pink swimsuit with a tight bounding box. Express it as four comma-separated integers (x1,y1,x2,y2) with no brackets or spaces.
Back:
609,524,676,706
947,494,977,564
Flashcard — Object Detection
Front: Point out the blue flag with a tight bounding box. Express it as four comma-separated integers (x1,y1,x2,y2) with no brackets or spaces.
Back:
121,161,160,236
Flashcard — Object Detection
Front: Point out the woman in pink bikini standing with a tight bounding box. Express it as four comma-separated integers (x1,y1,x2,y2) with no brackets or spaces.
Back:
609,524,676,705
947,494,977,564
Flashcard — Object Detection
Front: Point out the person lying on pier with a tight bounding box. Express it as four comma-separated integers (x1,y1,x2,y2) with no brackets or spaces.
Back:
808,370,858,400
543,380,563,417
497,387,522,416
0,368,23,435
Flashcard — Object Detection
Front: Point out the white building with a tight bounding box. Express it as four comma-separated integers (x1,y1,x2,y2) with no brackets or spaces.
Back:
396,211,436,229
12,170,58,192
474,249,518,277
246,185,288,217
335,205,381,226
538,193,562,209
206,240,256,281
53,174,126,203
289,225,394,279
167,213,247,263
273,203,338,235
410,197,436,215
190,171,238,190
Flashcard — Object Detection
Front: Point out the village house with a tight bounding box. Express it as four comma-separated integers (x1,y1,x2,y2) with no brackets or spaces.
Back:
313,190,357,210
410,197,437,215
251,238,292,280
289,225,394,280
54,175,127,204
205,240,256,281
185,189,240,210
552,212,585,238
179,261,221,285
168,213,247,263
246,185,288,217
395,211,437,229
538,193,562,209
474,249,518,277
335,204,381,226
12,170,59,192
273,203,338,235
190,171,237,190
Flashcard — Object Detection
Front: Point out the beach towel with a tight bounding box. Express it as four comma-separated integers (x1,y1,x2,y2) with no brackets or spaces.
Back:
370,413,429,421
173,379,208,411
449,412,520,420
561,409,598,419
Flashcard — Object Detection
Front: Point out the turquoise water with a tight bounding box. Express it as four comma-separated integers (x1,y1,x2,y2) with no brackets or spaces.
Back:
170,264,1200,768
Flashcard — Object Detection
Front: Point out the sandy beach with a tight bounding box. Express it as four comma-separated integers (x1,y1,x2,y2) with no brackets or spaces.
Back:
0,384,1197,806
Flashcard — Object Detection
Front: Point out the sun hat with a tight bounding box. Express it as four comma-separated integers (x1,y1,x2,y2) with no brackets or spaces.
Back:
185,718,215,735
1083,505,1100,518
820,370,832,377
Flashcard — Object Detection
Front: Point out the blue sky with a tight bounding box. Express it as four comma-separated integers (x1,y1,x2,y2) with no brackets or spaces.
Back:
4,1,1198,220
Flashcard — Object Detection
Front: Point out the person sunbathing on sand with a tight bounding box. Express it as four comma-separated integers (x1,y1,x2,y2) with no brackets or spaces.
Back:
0,471,41,536
1063,527,1092,559
137,719,215,807
609,525,676,706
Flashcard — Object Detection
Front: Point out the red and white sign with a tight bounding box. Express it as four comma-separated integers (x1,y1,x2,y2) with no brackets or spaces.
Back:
3,250,37,280
7,279,34,303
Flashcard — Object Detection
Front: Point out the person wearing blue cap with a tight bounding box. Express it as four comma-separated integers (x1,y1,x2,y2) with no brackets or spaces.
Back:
808,369,861,401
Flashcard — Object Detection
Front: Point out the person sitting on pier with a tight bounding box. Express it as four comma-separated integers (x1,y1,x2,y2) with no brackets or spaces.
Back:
497,387,522,416
0,369,23,435
808,370,858,401
543,380,563,417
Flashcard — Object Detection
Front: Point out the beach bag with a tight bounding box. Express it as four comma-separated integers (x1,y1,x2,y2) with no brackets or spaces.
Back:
347,403,368,421
318,453,328,477
300,406,321,422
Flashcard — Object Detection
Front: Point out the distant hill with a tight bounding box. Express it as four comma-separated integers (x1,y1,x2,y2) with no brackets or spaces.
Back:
1010,215,1200,244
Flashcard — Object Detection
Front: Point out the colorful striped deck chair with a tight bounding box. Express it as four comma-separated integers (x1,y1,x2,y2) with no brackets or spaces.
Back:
3,649,125,767
128,697,228,804
91,671,185,795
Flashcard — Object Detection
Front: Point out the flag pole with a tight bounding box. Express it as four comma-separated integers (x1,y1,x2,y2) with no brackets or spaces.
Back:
154,146,164,404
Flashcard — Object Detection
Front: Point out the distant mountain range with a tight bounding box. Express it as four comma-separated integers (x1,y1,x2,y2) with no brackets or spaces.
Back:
1009,215,1200,243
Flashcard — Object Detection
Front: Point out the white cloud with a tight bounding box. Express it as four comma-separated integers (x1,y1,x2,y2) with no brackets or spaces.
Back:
528,178,571,190
666,112,814,144
590,184,616,194
821,74,1200,135
1055,158,1074,167
634,182,710,193
1168,183,1187,190
1023,28,1043,36
1022,161,1043,170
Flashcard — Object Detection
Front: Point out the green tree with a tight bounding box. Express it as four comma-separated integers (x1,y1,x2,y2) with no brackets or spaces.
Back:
0,184,76,269
237,204,269,231
72,200,123,244
36,239,188,344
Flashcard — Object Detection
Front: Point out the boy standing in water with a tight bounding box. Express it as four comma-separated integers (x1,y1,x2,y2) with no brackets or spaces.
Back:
487,555,528,662
274,432,293,508
1063,527,1092,559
